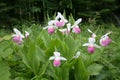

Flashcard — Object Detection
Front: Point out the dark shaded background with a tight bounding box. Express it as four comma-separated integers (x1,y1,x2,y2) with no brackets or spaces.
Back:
0,0,120,29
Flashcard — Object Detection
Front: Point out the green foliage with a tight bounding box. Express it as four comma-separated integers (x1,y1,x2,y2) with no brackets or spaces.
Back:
74,58,89,80
0,40,13,58
0,60,10,80
0,14,120,80
87,63,103,75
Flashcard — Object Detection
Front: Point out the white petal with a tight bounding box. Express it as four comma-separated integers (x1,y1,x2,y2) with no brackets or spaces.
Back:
101,35,105,39
105,31,112,36
71,25,74,28
58,12,64,19
87,29,93,33
83,43,90,46
92,33,96,38
76,51,81,56
12,34,17,37
60,56,67,60
55,12,63,20
49,56,55,60
55,13,60,20
53,25,58,29
43,26,48,30
89,38,95,43
48,20,55,25
43,25,56,30
67,23,71,31
20,38,23,42
25,31,29,34
101,35,107,39
25,31,29,36
60,17,68,23
59,29,67,32
13,28,21,35
54,52,60,57
74,18,82,25
67,23,71,27
56,12,68,23
99,38,103,44
93,44,101,48
101,31,112,38
88,29,96,38
13,28,24,38
21,35,25,38
73,51,80,58
65,19,68,22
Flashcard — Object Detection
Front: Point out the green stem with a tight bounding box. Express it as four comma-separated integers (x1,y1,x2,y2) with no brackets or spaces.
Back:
55,67,62,80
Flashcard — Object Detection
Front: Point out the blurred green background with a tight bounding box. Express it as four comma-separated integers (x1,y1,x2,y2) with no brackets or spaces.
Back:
0,0,120,29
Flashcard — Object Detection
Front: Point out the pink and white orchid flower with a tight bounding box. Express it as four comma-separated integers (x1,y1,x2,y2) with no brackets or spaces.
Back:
72,18,82,34
83,38,100,53
59,23,71,34
100,31,112,46
43,20,57,34
49,52,67,67
12,28,25,45
54,12,68,27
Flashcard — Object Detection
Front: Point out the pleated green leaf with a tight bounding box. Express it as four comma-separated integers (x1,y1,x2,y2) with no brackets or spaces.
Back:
87,63,103,75
74,58,89,80
61,64,69,80
0,61,10,80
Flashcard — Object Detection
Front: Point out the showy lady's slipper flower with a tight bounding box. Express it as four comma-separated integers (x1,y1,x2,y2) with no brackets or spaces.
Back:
100,32,112,46
12,28,25,45
83,38,100,53
72,18,82,34
49,52,67,67
43,20,57,34
59,23,71,34
54,12,68,27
